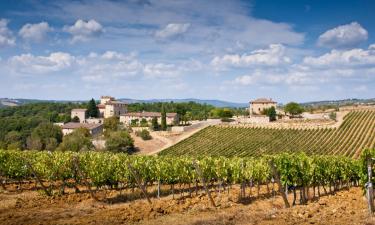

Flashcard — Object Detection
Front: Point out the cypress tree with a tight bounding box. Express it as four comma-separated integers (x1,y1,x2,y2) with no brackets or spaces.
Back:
161,105,167,131
87,98,99,118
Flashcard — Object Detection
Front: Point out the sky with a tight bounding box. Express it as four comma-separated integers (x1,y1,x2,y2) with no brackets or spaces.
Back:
0,0,374,103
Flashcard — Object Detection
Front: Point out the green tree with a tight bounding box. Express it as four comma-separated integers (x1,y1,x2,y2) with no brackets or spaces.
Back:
284,102,304,116
135,129,152,140
105,130,134,153
58,127,94,152
4,131,23,150
140,118,148,127
267,106,277,122
87,98,99,118
151,117,159,130
27,123,63,150
161,105,167,131
104,116,120,136
72,116,80,122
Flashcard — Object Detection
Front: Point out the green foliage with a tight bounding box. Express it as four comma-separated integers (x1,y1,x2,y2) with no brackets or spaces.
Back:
329,112,337,121
0,102,84,149
104,116,120,136
135,129,152,140
72,116,80,122
151,117,159,131
161,105,167,131
161,111,375,158
57,128,94,152
27,123,63,150
105,131,134,153
87,98,99,118
0,150,364,195
211,108,234,119
267,106,277,122
284,102,304,116
140,118,148,127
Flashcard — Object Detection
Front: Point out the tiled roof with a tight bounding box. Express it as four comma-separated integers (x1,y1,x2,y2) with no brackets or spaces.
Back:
122,112,177,118
71,108,87,112
250,98,276,104
62,122,102,130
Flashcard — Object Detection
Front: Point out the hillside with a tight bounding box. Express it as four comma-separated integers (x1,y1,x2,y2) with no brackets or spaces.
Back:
160,110,375,158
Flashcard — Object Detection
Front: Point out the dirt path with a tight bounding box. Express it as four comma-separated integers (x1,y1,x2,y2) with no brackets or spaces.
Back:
0,186,372,225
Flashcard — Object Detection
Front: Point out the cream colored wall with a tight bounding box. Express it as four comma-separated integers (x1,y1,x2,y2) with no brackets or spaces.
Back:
71,111,86,122
104,104,127,118
250,103,276,115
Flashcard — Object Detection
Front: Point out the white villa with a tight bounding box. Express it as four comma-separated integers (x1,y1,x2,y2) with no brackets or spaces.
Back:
120,112,179,125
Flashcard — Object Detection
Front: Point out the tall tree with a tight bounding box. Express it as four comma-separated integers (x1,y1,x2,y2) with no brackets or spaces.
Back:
151,117,159,130
267,106,277,122
87,98,99,118
161,105,167,131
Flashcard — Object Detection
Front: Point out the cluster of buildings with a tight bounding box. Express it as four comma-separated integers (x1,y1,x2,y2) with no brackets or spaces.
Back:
61,96,179,136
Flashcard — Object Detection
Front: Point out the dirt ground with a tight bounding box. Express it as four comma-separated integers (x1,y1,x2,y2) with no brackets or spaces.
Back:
0,183,373,225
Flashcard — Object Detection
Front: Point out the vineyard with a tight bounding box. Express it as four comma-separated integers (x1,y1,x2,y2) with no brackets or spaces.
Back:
0,150,373,208
160,110,375,158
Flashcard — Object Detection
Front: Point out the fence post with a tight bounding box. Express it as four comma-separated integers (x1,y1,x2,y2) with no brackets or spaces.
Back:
366,157,374,215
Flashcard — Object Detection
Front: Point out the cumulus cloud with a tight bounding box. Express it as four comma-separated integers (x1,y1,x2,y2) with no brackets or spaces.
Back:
8,52,75,74
63,19,104,42
211,44,291,70
19,22,52,42
155,23,191,39
317,22,368,49
0,19,15,47
303,44,375,68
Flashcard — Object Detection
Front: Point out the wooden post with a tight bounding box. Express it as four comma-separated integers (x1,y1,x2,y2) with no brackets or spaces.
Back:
366,157,374,215
126,162,152,205
269,160,290,208
193,160,216,208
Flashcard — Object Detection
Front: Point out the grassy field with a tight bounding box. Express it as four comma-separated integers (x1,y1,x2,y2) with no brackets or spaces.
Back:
160,110,375,158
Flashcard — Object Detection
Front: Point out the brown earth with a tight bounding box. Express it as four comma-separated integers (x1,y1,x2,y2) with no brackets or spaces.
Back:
0,183,373,225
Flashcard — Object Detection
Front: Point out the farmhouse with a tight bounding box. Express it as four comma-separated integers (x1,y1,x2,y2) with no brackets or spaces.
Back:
120,112,179,125
71,108,87,123
249,98,277,115
97,96,127,118
61,122,103,137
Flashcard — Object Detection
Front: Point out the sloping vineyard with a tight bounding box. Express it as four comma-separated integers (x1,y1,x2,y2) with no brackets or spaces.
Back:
160,110,375,158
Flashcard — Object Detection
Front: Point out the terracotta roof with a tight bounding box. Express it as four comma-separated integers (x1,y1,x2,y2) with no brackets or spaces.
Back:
105,100,127,105
101,96,115,99
62,122,102,130
97,104,105,109
71,108,87,112
250,98,276,104
122,112,177,118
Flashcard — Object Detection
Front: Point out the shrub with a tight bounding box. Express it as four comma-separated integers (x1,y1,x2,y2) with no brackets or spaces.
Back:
135,129,152,140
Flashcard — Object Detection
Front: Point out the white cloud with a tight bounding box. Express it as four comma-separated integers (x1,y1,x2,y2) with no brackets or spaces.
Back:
155,23,191,39
317,22,368,48
0,19,15,47
211,44,291,69
19,22,52,42
8,52,75,74
143,63,181,78
63,19,104,42
303,44,375,68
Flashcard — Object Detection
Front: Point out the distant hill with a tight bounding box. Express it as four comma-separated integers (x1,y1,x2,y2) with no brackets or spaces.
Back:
301,98,375,107
118,98,248,108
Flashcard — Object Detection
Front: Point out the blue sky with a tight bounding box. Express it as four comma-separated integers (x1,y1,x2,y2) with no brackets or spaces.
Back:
0,0,374,103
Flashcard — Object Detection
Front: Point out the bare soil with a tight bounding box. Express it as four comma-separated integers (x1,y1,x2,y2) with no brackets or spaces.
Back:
0,184,373,225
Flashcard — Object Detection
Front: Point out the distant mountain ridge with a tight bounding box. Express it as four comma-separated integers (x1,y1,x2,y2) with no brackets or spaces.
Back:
118,98,248,108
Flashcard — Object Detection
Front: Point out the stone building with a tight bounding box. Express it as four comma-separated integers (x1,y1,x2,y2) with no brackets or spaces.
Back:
71,108,87,122
120,112,179,126
249,98,277,115
61,122,103,137
97,96,127,118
